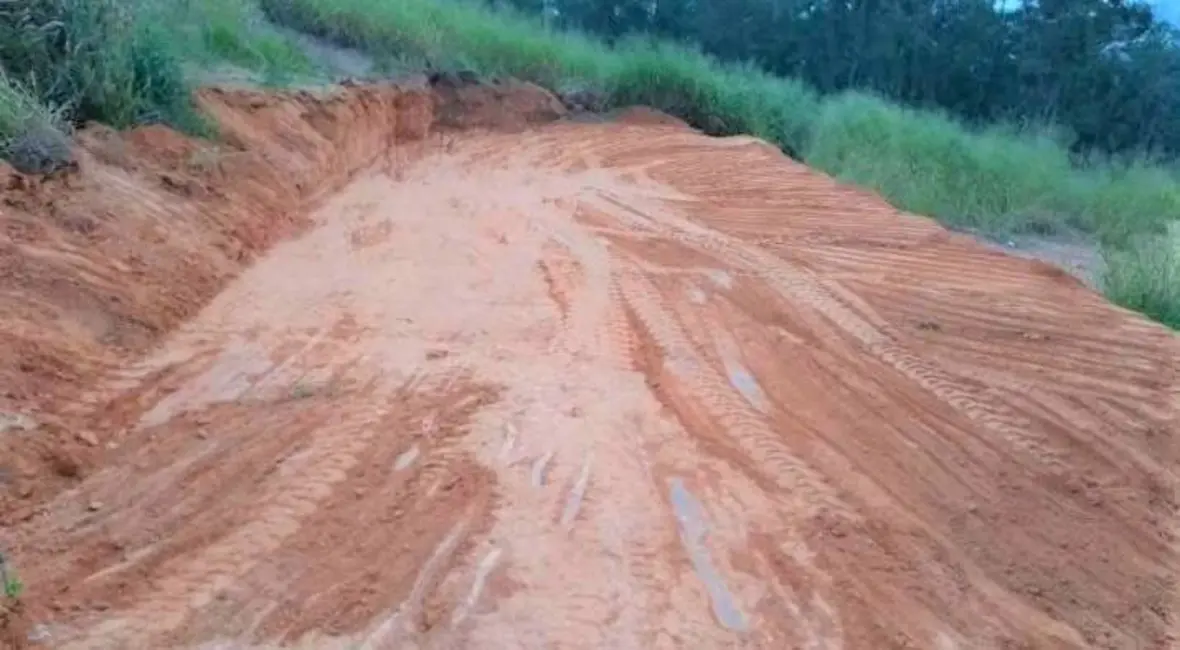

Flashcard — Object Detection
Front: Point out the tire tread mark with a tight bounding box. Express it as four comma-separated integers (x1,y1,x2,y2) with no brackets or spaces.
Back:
588,192,1069,474
64,395,395,650
617,269,852,521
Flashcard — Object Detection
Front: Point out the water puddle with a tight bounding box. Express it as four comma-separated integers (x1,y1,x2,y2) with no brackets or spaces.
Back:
393,445,420,472
707,269,734,290
531,449,555,487
668,478,748,632
560,456,593,526
713,334,770,413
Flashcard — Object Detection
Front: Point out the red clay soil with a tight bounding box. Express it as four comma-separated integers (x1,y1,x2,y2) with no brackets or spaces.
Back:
0,80,1176,650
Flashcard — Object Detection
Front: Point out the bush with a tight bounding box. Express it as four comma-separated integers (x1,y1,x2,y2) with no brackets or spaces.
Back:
0,72,71,173
1072,163,1180,246
1102,232,1180,329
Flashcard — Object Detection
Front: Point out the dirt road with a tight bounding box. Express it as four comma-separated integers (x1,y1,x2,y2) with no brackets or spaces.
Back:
2,88,1177,649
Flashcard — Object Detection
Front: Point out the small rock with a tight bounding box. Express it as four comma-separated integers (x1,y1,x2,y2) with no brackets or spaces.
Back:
27,623,52,644
0,411,37,434
47,450,81,479
87,500,103,512
196,428,209,440
76,431,99,447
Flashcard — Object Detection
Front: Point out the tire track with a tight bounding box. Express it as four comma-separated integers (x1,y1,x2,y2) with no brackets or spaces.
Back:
62,384,397,650
589,191,1070,475
617,267,852,521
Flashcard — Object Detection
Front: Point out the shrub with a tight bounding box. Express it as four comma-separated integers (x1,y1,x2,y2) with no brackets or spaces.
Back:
0,0,203,132
0,72,71,173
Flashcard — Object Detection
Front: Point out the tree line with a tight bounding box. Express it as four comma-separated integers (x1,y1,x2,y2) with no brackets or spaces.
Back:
498,0,1180,159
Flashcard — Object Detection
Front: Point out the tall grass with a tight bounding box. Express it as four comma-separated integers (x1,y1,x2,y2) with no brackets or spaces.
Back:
164,0,314,85
0,0,314,150
0,0,204,132
0,72,71,173
1102,230,1180,329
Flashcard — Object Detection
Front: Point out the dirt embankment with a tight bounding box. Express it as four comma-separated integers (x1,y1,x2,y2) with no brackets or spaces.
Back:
0,77,1177,650
0,78,564,520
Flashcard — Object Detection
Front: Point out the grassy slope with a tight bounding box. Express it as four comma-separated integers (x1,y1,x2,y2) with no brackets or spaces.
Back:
0,0,1176,327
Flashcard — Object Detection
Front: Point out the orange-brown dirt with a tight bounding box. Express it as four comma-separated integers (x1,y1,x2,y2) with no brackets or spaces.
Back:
0,80,1177,650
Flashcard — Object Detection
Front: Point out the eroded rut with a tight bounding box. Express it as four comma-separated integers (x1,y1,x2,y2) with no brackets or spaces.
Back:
5,114,1178,649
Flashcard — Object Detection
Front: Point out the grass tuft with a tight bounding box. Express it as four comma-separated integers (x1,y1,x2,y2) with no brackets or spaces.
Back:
0,552,22,602
0,72,72,173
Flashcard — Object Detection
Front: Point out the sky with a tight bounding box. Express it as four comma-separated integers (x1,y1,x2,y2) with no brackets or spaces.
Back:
1154,0,1180,24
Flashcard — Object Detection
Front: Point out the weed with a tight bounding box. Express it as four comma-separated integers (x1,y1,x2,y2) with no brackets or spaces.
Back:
0,552,23,602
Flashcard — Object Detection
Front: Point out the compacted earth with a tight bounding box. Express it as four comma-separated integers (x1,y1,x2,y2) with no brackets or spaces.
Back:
0,79,1175,649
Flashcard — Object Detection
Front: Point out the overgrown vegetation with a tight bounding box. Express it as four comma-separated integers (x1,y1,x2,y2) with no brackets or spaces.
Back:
0,0,1175,326
1102,229,1180,328
0,0,205,137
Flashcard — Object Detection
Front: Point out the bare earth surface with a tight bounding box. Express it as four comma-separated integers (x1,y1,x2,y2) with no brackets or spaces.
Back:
1,86,1178,649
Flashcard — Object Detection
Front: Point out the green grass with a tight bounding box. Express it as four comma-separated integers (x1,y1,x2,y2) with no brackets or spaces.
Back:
0,0,315,148
1102,230,1180,329
169,0,315,85
0,0,204,133
0,551,22,601
0,72,68,145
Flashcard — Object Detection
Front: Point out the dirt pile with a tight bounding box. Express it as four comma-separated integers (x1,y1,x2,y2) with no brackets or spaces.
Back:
0,82,1177,649
0,80,564,520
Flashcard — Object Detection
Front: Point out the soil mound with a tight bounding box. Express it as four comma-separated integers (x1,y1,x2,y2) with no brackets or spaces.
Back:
0,81,560,519
611,106,691,128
